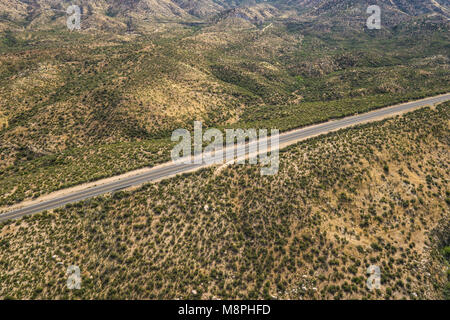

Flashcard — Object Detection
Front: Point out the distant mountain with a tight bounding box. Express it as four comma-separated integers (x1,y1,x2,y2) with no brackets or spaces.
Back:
0,0,448,31
298,0,450,23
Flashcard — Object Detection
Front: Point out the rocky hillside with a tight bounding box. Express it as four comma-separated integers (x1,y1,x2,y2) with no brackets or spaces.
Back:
0,0,448,31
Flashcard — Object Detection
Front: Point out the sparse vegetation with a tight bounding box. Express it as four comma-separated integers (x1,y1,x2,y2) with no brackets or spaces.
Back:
0,17,449,207
0,104,448,299
0,0,448,301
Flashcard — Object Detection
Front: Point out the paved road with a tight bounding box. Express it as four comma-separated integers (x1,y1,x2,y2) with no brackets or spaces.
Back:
1,93,449,222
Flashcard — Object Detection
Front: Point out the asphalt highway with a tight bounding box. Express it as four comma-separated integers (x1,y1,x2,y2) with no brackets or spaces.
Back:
1,93,449,221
